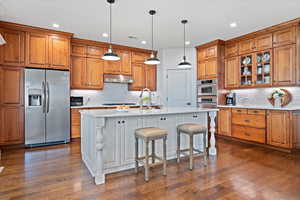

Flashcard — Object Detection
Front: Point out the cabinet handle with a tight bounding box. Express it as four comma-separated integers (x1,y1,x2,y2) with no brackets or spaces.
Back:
237,110,241,112
245,120,250,123
244,132,251,136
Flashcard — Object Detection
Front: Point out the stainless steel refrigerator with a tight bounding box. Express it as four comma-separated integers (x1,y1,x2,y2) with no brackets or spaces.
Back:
25,69,70,146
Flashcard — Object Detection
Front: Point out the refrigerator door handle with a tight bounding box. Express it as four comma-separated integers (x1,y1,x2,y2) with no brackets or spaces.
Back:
42,81,46,113
46,81,50,113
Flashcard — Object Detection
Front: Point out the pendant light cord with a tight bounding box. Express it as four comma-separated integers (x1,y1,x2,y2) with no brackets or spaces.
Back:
183,22,186,59
151,14,154,52
109,2,112,48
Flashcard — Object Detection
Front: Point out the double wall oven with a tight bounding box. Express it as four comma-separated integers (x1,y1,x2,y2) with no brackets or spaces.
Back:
197,79,217,107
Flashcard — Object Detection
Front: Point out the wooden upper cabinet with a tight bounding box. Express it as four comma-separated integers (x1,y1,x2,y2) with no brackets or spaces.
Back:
0,106,24,145
0,29,25,66
71,43,86,57
0,67,23,105
145,66,157,91
197,49,206,61
273,44,296,86
120,50,132,75
25,32,49,68
132,52,148,64
218,108,232,136
225,43,238,58
239,39,255,55
255,34,273,51
206,45,218,59
197,62,206,80
225,57,239,88
273,27,296,47
205,59,217,78
71,56,85,89
267,111,291,148
86,46,103,58
84,57,103,89
103,49,121,74
198,46,217,61
49,36,70,70
129,64,145,90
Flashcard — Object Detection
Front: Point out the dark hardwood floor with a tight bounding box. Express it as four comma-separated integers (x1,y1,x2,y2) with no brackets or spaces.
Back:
0,139,300,200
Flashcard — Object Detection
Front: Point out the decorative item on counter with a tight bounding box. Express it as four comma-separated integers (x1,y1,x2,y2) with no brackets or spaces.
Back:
268,89,292,108
116,105,130,112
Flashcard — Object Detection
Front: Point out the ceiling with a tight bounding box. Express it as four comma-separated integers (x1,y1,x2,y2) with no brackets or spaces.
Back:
1,0,300,49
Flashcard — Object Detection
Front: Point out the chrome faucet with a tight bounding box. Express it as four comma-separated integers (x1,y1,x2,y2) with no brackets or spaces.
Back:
139,88,152,110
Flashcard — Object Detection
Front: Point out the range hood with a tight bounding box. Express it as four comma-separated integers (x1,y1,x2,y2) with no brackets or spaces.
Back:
104,74,133,84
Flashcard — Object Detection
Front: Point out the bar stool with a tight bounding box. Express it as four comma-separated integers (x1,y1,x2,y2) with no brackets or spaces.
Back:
135,127,168,181
177,123,208,170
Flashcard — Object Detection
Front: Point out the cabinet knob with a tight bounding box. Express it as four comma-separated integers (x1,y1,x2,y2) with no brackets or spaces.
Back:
245,120,250,123
122,120,125,124
118,121,121,124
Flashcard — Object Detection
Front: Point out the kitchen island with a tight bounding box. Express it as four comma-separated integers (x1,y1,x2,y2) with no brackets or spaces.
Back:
80,107,218,185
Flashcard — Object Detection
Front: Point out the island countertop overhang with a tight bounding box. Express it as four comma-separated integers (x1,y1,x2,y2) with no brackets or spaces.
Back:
79,107,219,118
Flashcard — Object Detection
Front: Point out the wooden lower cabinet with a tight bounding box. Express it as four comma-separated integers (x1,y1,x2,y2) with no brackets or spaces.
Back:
267,110,292,148
217,108,231,136
71,109,81,139
232,125,266,144
0,106,24,145
218,108,300,151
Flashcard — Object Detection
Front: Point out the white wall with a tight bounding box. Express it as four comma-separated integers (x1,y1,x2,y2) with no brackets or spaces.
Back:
157,47,197,107
231,87,300,108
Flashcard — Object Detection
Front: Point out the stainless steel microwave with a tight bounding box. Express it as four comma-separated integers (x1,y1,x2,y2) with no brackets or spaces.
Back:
197,79,217,96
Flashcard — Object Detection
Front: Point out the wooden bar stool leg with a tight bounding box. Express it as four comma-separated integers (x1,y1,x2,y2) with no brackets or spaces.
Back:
203,133,208,166
145,140,149,181
135,137,139,173
177,129,180,163
151,140,155,164
163,136,167,176
189,134,194,170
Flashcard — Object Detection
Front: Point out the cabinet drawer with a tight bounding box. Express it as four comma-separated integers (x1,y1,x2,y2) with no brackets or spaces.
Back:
232,108,247,114
232,113,266,128
232,125,266,143
247,109,266,115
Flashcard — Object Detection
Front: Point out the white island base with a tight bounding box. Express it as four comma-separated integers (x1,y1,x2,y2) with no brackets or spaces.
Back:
80,107,218,185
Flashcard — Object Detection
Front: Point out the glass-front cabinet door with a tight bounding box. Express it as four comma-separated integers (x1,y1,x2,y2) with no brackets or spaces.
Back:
239,54,254,87
254,50,272,86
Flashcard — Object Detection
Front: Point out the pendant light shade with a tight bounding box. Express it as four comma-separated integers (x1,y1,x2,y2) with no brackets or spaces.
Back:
145,10,160,65
0,33,6,46
102,0,120,61
178,20,191,69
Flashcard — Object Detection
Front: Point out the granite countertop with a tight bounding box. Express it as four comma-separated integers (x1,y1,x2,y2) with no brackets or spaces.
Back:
80,107,219,118
217,105,300,111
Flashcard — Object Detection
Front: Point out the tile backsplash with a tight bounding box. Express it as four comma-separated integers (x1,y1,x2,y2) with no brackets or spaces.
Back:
71,83,158,106
231,87,300,107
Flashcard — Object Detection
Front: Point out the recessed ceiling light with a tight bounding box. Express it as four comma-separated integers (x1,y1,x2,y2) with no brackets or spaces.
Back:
141,40,147,44
185,41,191,45
102,33,108,37
52,23,60,28
230,22,237,28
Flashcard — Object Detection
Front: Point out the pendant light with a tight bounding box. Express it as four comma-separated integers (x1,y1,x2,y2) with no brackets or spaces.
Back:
178,20,192,69
0,33,6,45
144,10,160,65
102,0,120,61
